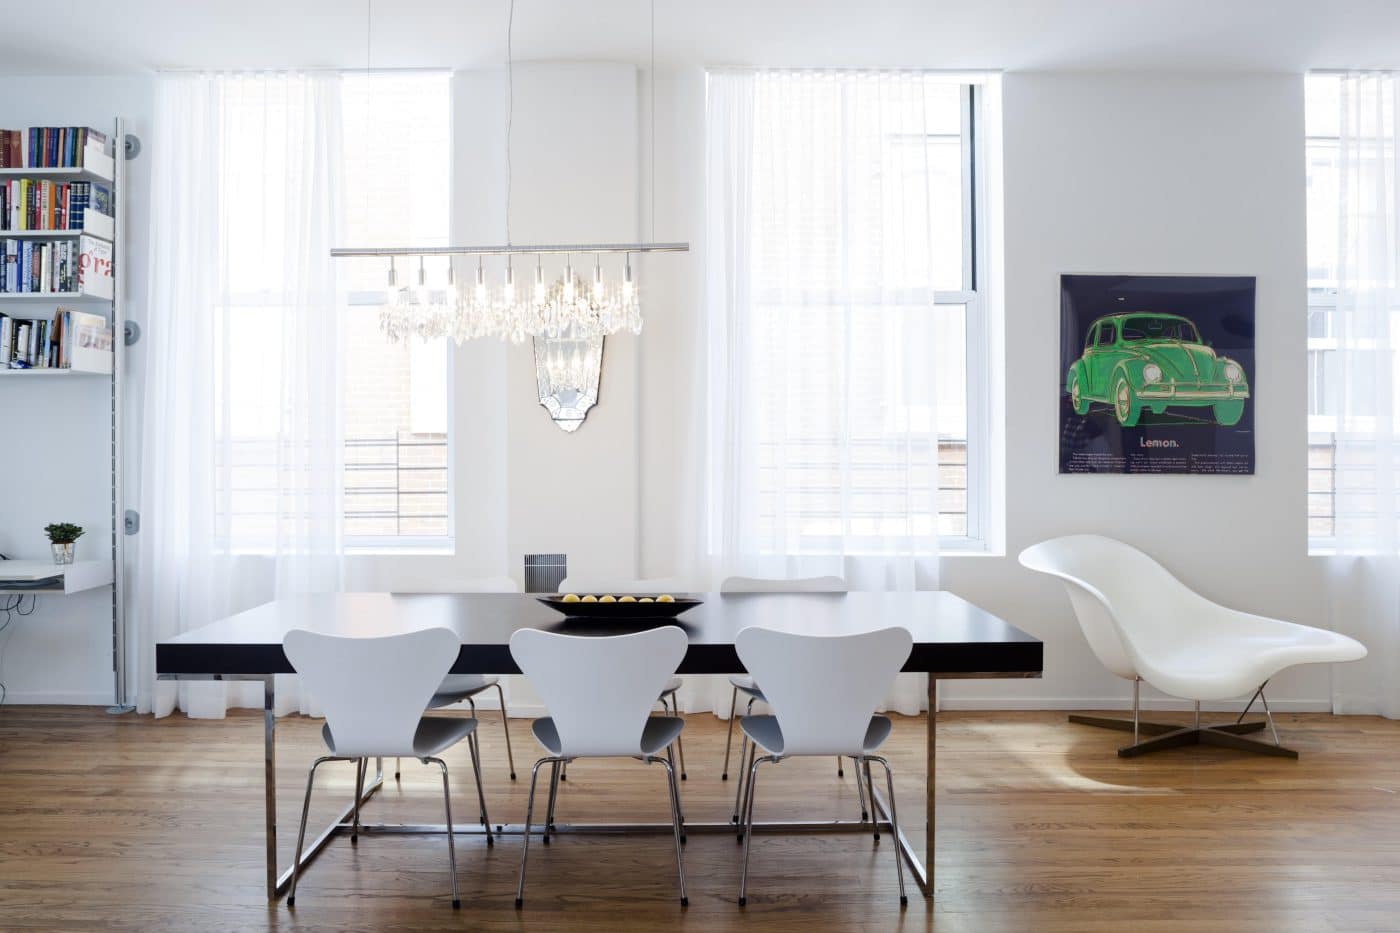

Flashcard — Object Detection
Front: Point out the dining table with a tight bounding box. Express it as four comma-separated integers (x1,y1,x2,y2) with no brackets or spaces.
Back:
156,589,1043,901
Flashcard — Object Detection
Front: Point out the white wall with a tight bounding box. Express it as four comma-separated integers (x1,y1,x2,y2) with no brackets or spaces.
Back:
3,67,1332,714
635,68,1327,712
940,72,1324,711
0,75,154,704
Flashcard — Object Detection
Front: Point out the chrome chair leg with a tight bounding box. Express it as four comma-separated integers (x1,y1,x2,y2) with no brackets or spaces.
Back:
1260,687,1282,745
351,757,367,844
669,699,688,781
657,755,689,906
466,725,494,846
871,755,908,905
424,757,460,908
560,760,567,782
394,757,401,781
732,730,754,828
467,699,487,824
721,685,739,780
837,756,844,778
543,759,562,844
516,757,556,908
666,743,686,836
659,695,688,780
853,755,870,821
491,680,517,780
287,755,334,908
737,753,773,906
862,757,880,842
731,697,757,823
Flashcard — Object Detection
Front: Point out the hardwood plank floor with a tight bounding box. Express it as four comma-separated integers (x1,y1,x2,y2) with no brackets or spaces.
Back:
1,707,1398,931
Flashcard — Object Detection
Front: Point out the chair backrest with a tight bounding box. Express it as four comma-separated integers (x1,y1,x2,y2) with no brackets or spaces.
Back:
510,626,689,757
1018,535,1207,680
558,575,693,594
735,626,911,757
283,627,460,759
720,575,848,593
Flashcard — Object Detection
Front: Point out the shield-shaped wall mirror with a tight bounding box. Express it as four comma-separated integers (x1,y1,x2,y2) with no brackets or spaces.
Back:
534,325,604,432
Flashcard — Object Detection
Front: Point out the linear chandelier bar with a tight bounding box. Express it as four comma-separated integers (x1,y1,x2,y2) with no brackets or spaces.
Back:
330,242,690,259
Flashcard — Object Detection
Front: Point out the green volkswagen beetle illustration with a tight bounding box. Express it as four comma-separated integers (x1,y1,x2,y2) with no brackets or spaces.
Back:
1066,312,1249,427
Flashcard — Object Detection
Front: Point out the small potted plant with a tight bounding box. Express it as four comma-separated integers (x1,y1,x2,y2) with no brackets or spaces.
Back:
45,523,84,565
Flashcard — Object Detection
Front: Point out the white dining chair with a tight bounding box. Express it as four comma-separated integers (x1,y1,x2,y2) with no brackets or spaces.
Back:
733,625,913,907
718,575,866,820
1020,535,1367,757
283,627,493,909
397,575,520,784
556,575,694,781
509,625,689,907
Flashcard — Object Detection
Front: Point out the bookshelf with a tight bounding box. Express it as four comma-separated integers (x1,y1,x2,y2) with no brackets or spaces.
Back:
0,119,129,713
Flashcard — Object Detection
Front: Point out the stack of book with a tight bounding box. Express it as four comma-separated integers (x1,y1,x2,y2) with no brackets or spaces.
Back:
0,127,109,170
0,180,112,237
0,308,112,371
0,234,113,297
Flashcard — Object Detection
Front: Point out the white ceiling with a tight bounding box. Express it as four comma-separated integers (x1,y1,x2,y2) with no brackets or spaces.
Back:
4,0,1400,75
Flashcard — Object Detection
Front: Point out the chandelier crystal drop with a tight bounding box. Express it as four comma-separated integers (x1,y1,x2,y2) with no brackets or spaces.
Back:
375,253,642,345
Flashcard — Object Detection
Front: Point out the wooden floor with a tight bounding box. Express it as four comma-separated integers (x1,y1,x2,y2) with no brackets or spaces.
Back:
1,708,1399,932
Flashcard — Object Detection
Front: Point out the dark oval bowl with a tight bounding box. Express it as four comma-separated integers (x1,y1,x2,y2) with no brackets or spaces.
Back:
536,595,703,620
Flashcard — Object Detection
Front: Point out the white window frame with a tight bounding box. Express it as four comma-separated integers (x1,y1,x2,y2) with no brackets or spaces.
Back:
1305,79,1340,554
940,82,991,551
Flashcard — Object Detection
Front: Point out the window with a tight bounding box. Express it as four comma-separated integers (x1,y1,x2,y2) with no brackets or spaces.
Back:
1306,74,1341,547
219,72,453,551
339,73,453,547
710,72,991,554
1304,72,1400,553
1096,322,1115,347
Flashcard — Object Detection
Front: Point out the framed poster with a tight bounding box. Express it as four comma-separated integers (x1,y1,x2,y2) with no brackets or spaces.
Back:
1059,273,1255,475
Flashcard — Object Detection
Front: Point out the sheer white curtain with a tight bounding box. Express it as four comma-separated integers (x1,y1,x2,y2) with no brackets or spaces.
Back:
134,73,345,718
702,71,944,714
1328,71,1400,718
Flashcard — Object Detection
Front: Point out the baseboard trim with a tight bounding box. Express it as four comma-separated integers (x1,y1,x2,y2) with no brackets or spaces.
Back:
936,696,1333,714
1,690,115,706
13,695,1334,716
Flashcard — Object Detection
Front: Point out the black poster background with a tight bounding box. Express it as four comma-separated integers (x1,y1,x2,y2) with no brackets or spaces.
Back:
1058,274,1256,475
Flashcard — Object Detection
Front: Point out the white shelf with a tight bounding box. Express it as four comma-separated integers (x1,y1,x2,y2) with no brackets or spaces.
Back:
0,367,109,377
0,559,113,595
0,290,110,302
0,165,113,184
0,228,113,242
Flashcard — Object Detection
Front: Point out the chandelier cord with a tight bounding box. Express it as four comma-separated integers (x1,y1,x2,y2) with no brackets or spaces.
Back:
650,0,655,242
506,0,515,248
366,0,373,245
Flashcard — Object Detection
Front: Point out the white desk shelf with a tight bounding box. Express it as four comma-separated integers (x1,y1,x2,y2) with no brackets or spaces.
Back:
0,559,113,596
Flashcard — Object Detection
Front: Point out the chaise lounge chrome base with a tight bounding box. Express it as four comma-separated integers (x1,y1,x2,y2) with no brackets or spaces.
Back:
1076,679,1296,759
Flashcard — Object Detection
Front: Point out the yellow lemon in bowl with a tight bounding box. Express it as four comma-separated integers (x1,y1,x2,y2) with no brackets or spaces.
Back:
657,594,675,603
619,595,637,603
581,594,598,603
561,593,581,603
599,595,617,604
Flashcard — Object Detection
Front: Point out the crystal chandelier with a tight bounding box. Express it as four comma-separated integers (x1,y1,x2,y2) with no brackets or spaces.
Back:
336,0,684,347
374,250,650,346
